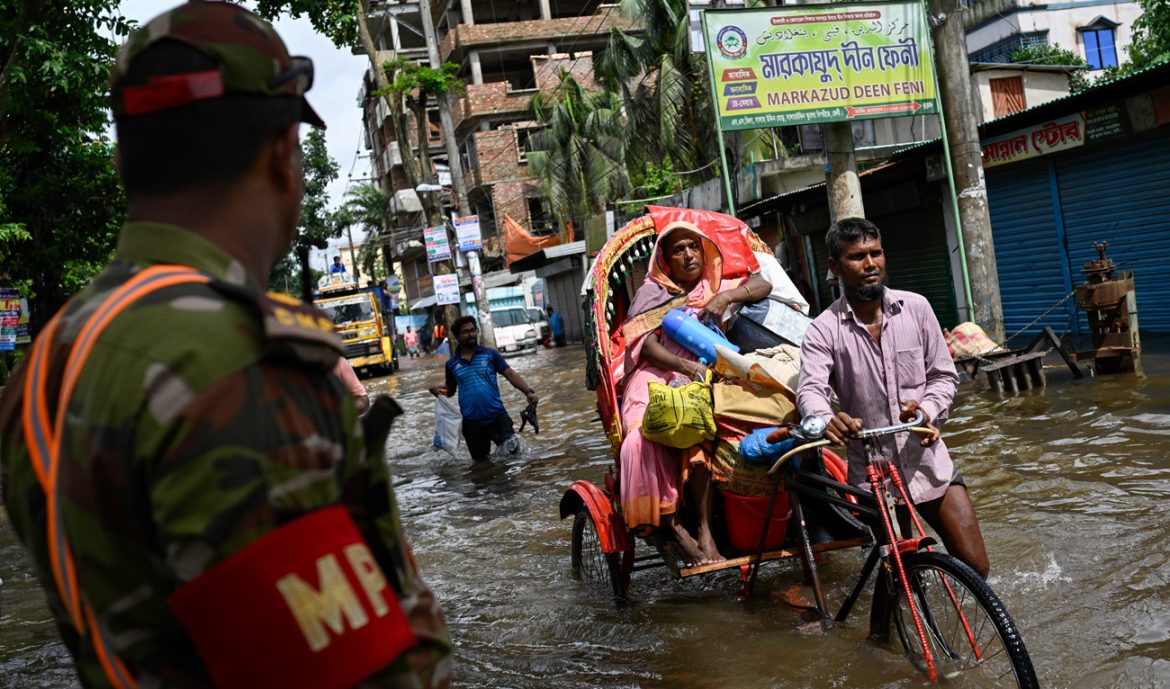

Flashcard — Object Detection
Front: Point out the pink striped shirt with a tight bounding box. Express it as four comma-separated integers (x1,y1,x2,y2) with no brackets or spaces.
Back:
797,289,959,503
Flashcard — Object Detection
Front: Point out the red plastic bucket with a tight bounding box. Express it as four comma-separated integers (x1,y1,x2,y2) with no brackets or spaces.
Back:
722,490,792,553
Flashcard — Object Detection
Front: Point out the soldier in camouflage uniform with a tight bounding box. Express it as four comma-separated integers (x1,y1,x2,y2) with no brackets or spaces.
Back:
0,3,450,688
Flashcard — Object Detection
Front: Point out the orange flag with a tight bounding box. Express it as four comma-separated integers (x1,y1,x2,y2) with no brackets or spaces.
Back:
504,214,561,267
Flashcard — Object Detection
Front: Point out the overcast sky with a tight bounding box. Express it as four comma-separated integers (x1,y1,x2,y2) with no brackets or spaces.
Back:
116,1,372,214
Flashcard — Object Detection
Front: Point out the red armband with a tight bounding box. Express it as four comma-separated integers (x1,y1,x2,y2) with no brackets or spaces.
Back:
169,506,416,689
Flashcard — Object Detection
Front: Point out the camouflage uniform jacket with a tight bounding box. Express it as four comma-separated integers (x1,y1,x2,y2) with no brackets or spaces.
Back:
0,222,451,688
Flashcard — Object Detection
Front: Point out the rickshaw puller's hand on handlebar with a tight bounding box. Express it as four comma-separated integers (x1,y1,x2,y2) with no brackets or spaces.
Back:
899,399,940,447
826,411,864,446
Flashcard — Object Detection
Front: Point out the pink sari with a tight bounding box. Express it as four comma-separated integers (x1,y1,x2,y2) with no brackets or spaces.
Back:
618,222,740,530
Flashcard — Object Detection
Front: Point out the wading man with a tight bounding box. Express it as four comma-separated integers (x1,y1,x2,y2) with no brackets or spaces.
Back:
429,315,538,462
796,217,990,578
0,3,449,687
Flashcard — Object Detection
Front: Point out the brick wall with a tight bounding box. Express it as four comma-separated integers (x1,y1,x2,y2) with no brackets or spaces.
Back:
440,9,639,61
472,128,528,186
492,179,541,232
533,52,595,90
452,83,535,131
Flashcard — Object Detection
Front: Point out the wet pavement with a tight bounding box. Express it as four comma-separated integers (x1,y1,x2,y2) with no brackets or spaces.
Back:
4,341,1170,688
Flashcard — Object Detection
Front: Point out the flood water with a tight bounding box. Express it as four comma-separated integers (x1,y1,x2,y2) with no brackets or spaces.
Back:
3,342,1170,688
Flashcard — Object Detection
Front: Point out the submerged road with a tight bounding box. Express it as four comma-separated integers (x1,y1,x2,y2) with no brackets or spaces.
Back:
3,343,1170,687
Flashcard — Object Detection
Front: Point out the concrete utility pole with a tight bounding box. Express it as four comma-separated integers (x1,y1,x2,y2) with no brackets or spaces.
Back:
824,121,865,222
418,0,496,349
929,0,1004,341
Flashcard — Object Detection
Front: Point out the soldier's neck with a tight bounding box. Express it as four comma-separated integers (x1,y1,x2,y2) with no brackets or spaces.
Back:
127,189,282,289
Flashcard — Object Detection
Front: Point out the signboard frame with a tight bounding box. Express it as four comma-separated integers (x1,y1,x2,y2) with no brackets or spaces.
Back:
434,273,461,306
424,225,452,263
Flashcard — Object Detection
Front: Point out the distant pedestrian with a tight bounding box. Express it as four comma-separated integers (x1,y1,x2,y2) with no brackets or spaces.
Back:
420,319,434,354
330,255,346,273
404,325,420,357
429,315,538,462
547,305,566,347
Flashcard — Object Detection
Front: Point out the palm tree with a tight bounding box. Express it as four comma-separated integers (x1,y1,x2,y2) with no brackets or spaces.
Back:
594,0,719,176
527,72,631,232
343,183,393,278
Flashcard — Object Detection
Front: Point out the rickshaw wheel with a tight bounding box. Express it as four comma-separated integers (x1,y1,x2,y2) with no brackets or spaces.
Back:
570,507,627,599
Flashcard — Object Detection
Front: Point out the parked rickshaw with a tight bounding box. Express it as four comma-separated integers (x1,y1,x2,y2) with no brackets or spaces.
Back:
561,207,1037,687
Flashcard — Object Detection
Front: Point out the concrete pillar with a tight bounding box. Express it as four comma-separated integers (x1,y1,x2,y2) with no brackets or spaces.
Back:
539,0,551,20
460,0,474,25
824,121,865,222
469,49,483,85
389,13,401,51
931,0,1004,340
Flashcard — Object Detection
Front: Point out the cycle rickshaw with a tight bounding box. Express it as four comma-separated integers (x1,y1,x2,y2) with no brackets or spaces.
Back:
560,207,1037,687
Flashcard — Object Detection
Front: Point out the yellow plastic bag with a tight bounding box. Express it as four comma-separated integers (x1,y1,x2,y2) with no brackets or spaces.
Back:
641,373,716,449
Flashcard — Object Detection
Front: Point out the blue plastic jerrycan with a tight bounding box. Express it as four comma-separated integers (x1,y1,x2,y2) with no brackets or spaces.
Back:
661,308,740,365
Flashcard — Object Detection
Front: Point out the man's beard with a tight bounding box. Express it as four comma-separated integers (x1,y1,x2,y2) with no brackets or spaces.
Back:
845,282,885,302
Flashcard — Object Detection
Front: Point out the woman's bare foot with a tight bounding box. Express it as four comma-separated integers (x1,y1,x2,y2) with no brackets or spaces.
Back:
671,523,725,566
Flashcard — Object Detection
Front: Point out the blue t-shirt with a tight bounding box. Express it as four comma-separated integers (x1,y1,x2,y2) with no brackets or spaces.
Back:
445,346,510,421
549,311,564,336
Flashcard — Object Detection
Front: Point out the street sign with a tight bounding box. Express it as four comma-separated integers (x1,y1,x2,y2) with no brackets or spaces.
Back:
702,1,938,131
434,273,460,305
424,226,451,262
454,215,483,253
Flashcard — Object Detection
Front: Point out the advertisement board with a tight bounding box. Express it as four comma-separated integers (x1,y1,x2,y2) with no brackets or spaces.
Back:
425,226,451,262
703,1,937,130
434,273,461,305
0,288,20,351
454,215,483,253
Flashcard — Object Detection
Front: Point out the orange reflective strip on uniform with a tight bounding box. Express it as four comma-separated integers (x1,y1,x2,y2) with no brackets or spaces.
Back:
23,265,208,689
22,314,84,629
85,603,138,689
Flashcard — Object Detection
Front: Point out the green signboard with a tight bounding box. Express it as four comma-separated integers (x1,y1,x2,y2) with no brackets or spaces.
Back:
703,1,938,131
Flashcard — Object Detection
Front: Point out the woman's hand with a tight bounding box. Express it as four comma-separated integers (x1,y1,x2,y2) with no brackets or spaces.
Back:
699,291,736,325
680,360,708,381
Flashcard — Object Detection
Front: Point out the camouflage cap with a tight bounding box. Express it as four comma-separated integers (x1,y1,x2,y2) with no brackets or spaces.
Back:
112,1,325,128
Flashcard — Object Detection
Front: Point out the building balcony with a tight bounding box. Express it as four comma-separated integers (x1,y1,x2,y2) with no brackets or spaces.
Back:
440,5,638,62
451,82,538,133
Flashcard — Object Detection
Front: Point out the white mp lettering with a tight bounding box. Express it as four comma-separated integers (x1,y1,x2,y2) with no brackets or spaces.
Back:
277,553,370,652
343,543,390,618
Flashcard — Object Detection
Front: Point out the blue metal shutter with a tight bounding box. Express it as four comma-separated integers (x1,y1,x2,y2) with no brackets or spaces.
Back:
986,159,1079,341
1055,127,1170,332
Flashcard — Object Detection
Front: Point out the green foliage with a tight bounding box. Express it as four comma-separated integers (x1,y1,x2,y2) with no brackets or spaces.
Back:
270,128,343,291
630,157,682,200
253,0,358,48
1009,43,1091,93
343,183,393,279
0,0,131,329
1128,0,1170,69
595,0,718,178
379,56,464,100
527,72,630,228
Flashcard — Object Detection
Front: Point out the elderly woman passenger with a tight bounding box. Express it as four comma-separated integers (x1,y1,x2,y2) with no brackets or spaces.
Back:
619,221,771,565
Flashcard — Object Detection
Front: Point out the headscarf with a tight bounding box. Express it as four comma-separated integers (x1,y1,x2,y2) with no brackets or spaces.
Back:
627,221,724,319
622,221,737,371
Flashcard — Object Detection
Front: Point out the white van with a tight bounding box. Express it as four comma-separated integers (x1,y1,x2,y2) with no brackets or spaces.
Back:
491,307,540,353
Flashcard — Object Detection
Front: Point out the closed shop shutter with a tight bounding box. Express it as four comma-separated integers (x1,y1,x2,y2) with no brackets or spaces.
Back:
1055,127,1170,332
870,204,958,329
547,263,585,344
807,206,958,329
986,158,1078,339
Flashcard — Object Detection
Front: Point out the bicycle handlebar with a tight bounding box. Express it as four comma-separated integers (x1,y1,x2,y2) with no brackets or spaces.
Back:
856,410,925,439
766,411,932,476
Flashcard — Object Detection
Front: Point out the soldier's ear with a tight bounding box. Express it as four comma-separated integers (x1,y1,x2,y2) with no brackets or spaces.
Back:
266,125,301,195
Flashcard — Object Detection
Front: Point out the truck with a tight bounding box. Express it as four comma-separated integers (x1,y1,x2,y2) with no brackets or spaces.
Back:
313,273,398,378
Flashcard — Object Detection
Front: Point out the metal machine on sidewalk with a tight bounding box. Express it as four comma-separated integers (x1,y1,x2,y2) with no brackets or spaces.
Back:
1072,242,1141,374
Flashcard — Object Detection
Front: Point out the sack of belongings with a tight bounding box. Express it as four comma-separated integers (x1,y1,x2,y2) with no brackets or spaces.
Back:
642,373,716,449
